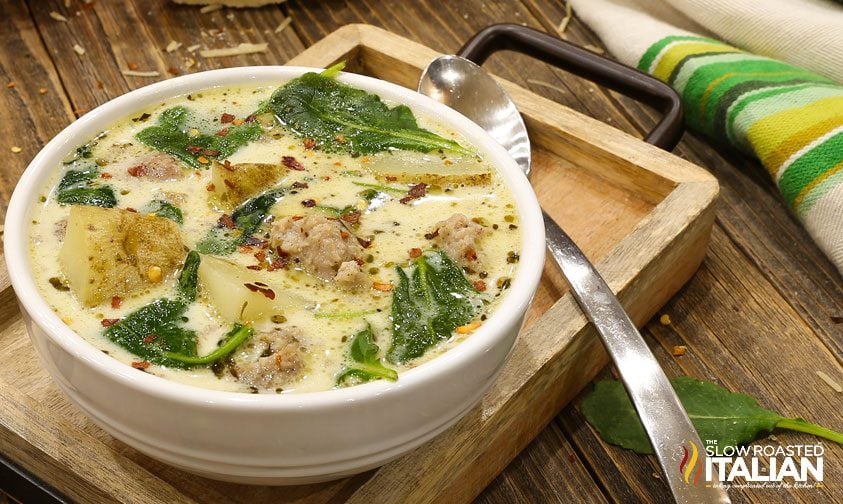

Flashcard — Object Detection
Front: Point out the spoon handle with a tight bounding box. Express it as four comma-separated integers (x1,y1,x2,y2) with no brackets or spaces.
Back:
542,211,730,503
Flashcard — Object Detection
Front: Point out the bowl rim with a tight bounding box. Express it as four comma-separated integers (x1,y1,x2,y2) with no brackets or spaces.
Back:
4,65,545,411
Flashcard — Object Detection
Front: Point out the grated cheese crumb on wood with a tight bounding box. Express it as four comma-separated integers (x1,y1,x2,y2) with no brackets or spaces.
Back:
49,11,68,22
274,16,292,34
659,314,671,325
72,44,85,55
165,40,183,53
556,2,572,39
187,44,202,52
199,4,223,13
199,43,268,58
816,370,843,393
121,70,161,78
672,345,687,357
11,146,22,153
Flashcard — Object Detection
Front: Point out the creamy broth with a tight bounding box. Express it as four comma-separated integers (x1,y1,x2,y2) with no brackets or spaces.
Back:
29,74,520,394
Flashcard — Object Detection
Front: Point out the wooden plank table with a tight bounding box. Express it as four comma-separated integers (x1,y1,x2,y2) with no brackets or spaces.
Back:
1,1,841,502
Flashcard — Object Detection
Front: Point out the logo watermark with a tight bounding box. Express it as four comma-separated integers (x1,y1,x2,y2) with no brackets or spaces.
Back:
674,440,825,490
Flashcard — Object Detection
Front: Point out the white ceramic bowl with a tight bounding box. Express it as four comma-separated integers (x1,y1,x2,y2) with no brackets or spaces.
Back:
4,66,545,485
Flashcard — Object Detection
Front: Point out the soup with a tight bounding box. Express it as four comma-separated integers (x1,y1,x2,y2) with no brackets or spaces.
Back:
28,65,521,394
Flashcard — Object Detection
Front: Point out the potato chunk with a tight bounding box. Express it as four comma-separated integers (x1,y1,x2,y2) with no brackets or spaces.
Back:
210,161,287,210
60,206,185,307
365,151,490,186
198,255,304,323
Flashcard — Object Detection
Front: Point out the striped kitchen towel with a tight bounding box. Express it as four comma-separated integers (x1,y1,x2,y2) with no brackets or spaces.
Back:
568,0,843,274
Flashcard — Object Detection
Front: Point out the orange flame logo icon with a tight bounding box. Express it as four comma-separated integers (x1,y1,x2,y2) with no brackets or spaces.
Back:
678,442,704,485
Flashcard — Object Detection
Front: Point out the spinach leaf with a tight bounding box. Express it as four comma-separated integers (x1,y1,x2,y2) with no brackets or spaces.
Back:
163,323,253,366
387,251,481,363
58,166,99,190
104,298,198,362
56,186,117,208
104,251,199,367
55,164,117,208
336,324,398,385
196,187,287,255
135,106,262,169
582,377,843,455
268,64,473,156
144,200,183,224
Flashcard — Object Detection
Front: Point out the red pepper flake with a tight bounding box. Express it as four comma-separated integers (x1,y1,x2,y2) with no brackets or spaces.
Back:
409,248,422,258
220,113,236,124
100,172,112,179
372,282,394,292
244,283,276,300
340,231,350,239
206,183,216,192
216,128,229,137
385,176,397,182
238,245,254,253
202,148,221,157
354,257,365,266
301,199,316,208
126,207,137,213
291,215,303,221
254,250,267,262
101,318,119,327
303,138,316,150
246,265,263,271
291,181,309,189
222,159,234,171
282,156,305,171
218,214,235,228
223,178,236,189
244,113,257,123
232,119,244,126
464,248,478,262
473,280,487,292
424,228,440,240
127,165,147,177
400,183,427,204
340,211,361,224
111,296,122,309
186,145,203,154
357,237,372,248
142,334,157,345
197,156,209,165
322,175,331,181
131,361,151,370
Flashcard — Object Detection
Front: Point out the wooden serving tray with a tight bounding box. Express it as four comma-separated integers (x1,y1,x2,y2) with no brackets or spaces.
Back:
0,25,718,503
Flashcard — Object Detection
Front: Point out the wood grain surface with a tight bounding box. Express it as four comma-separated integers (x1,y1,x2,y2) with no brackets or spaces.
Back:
0,1,840,503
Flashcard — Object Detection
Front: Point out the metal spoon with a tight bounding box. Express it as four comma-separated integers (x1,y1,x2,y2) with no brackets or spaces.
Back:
419,55,730,504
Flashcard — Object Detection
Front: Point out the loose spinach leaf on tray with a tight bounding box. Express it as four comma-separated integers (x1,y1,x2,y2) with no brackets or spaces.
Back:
581,377,843,455
336,324,398,386
387,250,482,364
135,106,262,169
196,186,288,255
269,62,474,156
103,251,252,367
